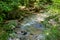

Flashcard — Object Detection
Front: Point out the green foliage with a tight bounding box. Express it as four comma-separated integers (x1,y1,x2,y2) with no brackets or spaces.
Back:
0,32,9,40
0,0,21,12
0,20,17,40
0,0,60,40
45,26,60,40
42,14,60,40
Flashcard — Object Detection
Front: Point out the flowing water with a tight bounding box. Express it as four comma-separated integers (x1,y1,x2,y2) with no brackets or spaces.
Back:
9,12,49,40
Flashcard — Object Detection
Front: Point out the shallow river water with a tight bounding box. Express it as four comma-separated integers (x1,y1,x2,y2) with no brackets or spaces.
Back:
9,13,49,40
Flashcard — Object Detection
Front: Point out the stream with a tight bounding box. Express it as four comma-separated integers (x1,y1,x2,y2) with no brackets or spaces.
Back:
8,12,49,40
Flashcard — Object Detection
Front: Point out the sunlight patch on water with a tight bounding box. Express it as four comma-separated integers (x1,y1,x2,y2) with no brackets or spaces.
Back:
21,13,49,27
20,13,49,33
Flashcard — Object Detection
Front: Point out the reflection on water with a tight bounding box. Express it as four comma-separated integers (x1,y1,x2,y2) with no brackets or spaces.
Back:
9,13,49,40
21,13,49,31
